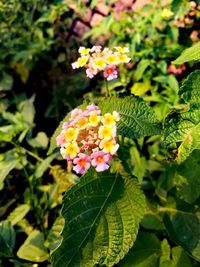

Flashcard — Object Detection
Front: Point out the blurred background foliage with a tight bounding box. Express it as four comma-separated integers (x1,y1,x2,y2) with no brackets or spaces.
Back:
0,0,200,266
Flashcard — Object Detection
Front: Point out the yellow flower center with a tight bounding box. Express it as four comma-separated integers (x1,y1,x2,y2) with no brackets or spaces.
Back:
106,55,118,65
89,115,100,126
76,117,88,129
77,56,88,67
65,142,79,158
93,58,106,69
65,128,79,142
103,114,115,125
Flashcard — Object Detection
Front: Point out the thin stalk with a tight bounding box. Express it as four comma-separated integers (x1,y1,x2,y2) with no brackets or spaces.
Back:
104,79,110,97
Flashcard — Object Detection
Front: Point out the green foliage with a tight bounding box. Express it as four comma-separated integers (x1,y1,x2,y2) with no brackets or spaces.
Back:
174,150,200,204
52,169,146,267
17,230,49,262
171,0,190,18
5,204,30,226
0,221,16,257
99,96,162,138
163,70,200,163
1,0,200,266
173,41,200,64
164,212,200,261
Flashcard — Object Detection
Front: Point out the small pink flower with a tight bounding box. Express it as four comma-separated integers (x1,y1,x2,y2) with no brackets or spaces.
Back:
73,153,91,174
103,65,118,81
70,108,83,120
83,104,101,116
91,151,110,172
62,122,69,130
86,67,98,78
71,62,78,69
56,131,66,146
168,64,186,75
90,45,102,53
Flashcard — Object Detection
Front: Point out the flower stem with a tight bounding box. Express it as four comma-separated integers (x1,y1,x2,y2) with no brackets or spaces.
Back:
104,79,110,97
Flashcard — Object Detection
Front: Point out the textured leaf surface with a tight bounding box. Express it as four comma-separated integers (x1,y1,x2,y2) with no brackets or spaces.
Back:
164,213,200,262
163,71,200,162
173,41,200,65
51,169,145,267
99,96,161,138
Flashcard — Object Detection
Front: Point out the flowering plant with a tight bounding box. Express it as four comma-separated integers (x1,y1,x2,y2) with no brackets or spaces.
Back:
72,46,131,80
56,104,120,174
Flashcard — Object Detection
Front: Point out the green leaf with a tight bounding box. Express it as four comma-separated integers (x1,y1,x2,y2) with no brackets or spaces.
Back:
160,243,192,267
164,213,200,262
99,96,162,138
5,204,30,226
173,42,200,65
45,216,65,253
28,132,49,149
134,59,150,81
131,80,150,96
163,71,200,162
51,169,146,267
0,221,16,257
171,0,190,18
35,154,56,178
118,232,161,267
0,152,19,191
20,95,35,125
47,103,88,155
17,230,49,262
0,72,13,91
175,150,200,204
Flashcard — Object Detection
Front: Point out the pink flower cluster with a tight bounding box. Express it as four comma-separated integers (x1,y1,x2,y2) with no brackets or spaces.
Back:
167,64,186,75
72,46,131,81
56,104,120,174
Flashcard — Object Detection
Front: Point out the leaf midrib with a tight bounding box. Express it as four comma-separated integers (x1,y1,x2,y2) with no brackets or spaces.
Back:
63,174,119,267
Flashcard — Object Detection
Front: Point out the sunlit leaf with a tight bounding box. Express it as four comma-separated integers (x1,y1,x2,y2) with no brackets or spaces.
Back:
52,169,146,267
173,42,200,65
6,204,30,226
17,230,49,262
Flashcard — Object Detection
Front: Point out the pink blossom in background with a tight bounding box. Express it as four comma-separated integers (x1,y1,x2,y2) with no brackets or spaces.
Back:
168,64,186,75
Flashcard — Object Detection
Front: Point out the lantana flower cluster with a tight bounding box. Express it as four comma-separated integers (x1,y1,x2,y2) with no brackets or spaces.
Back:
72,46,131,81
56,104,120,174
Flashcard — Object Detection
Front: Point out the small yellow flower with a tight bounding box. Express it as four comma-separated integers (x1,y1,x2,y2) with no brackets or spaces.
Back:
65,128,79,142
65,141,80,158
102,112,120,126
114,47,129,53
106,54,119,65
118,54,131,63
89,114,100,127
98,126,116,140
99,139,119,155
76,117,88,129
76,56,88,67
161,8,174,19
78,46,90,56
93,58,106,70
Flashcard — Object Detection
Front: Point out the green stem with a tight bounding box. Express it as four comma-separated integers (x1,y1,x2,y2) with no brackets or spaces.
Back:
104,79,109,97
